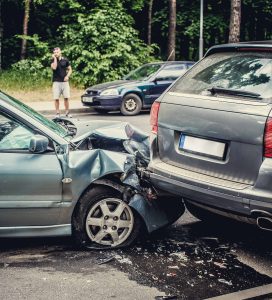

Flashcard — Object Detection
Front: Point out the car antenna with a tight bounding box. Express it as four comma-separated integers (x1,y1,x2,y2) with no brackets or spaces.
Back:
166,49,174,61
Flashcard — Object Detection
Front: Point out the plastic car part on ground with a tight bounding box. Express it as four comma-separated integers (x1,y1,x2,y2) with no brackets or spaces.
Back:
54,117,185,243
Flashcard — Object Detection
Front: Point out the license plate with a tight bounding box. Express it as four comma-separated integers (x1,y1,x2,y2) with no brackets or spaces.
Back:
179,135,226,159
82,96,93,103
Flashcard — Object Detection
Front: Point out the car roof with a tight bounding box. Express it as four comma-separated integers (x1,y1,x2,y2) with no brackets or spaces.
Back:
205,41,272,57
146,61,195,66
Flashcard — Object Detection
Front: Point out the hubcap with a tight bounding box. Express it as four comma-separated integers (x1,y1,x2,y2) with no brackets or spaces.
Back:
85,198,134,246
124,99,137,112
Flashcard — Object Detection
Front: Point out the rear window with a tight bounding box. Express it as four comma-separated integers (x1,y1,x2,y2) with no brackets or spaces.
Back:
171,52,272,100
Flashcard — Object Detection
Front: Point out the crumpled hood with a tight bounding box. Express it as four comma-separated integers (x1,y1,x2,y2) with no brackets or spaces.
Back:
70,119,123,142
86,80,140,91
62,117,150,164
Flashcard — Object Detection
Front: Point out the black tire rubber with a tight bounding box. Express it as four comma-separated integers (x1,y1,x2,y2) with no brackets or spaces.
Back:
157,196,185,226
72,185,141,249
185,200,230,224
94,108,110,114
120,93,142,116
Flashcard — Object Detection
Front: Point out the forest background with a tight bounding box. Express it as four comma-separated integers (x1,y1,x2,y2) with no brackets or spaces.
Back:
0,0,271,100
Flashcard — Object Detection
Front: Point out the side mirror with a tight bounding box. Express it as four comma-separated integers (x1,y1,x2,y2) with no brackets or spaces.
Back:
154,77,168,84
29,135,49,154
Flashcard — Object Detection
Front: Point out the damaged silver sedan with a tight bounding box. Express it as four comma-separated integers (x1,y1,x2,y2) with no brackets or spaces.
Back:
0,91,185,248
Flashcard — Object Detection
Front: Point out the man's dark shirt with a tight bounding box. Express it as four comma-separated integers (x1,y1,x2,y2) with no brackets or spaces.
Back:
51,57,70,82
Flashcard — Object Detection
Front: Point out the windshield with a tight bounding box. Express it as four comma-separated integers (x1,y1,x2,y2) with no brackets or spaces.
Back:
124,63,162,81
172,52,272,100
0,91,68,139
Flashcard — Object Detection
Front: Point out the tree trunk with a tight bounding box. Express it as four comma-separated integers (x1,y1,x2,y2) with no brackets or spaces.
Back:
229,0,241,43
21,0,31,60
147,0,153,45
0,1,3,70
167,0,176,61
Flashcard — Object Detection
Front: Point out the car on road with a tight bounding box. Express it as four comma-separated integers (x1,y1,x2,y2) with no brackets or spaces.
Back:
0,91,184,248
148,42,272,231
81,61,195,116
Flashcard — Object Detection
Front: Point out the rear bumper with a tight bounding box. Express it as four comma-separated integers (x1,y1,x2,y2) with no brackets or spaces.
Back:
148,159,272,217
81,94,122,110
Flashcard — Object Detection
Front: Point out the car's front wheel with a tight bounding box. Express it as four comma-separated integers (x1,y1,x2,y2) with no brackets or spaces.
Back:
120,94,142,116
72,186,141,249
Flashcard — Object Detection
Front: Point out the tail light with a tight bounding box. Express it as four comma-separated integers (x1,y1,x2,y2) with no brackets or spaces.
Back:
150,102,160,134
264,117,272,158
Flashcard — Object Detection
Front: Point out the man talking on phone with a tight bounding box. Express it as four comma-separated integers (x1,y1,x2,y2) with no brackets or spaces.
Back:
51,47,72,118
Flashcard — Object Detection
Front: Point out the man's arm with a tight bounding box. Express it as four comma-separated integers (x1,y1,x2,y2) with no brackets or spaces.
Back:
64,66,72,81
51,55,57,70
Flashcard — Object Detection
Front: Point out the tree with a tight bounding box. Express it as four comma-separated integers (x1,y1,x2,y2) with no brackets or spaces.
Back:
229,0,241,43
167,0,176,60
21,0,31,60
147,0,153,45
60,6,155,86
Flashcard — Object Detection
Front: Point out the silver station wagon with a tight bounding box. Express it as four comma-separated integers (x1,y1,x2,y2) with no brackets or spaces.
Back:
149,42,272,231
0,92,184,248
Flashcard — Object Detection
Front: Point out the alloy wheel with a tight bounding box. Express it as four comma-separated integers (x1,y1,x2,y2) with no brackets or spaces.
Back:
85,198,134,247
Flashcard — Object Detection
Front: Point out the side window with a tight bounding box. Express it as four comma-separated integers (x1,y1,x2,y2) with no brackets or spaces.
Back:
0,112,34,151
156,64,187,81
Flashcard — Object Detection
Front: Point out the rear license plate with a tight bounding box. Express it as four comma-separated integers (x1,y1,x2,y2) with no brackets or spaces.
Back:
179,135,226,159
82,96,93,103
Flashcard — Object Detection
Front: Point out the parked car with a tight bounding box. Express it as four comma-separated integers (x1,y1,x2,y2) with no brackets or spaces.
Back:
148,42,272,231
81,61,195,116
0,91,184,248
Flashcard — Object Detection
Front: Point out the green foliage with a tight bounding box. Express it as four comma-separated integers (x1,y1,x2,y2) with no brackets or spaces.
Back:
2,0,272,91
15,34,50,60
60,7,156,86
11,58,51,78
0,69,50,91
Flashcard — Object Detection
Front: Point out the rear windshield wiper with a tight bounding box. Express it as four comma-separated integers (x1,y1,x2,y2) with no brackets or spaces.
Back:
208,87,262,99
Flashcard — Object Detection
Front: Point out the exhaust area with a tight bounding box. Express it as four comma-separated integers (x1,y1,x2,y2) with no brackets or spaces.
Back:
257,217,272,231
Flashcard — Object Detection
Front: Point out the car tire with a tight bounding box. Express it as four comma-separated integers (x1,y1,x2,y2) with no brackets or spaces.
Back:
120,94,142,116
72,186,141,249
94,108,110,114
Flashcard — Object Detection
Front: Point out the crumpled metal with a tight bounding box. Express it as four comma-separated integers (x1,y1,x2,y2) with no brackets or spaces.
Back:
54,118,182,233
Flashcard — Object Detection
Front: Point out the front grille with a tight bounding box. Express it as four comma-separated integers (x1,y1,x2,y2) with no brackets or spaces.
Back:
86,90,99,96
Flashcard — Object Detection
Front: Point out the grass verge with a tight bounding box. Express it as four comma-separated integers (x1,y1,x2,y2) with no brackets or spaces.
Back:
0,70,84,102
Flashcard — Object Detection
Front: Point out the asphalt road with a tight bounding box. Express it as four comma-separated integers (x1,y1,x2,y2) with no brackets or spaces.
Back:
0,111,272,300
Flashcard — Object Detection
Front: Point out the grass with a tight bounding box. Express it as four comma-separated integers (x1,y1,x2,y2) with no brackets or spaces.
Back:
0,70,84,102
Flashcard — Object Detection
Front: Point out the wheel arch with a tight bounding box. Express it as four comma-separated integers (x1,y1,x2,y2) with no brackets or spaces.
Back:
71,175,124,220
71,175,185,236
122,90,144,104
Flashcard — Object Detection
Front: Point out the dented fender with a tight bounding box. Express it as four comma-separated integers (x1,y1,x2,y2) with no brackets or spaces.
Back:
129,193,170,232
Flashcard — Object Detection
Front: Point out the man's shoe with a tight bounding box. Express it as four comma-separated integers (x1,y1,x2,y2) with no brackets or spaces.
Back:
65,113,72,118
55,113,61,119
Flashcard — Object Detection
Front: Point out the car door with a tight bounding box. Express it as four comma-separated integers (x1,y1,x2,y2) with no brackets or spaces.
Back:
147,64,187,105
0,111,63,227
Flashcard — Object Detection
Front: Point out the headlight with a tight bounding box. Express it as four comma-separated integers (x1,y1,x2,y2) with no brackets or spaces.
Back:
100,89,119,96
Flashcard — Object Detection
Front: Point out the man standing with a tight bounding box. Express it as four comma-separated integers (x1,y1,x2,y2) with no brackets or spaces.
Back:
51,47,72,118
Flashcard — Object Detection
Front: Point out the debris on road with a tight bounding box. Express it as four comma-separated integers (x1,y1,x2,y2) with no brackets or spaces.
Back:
97,256,115,265
218,278,233,286
155,295,178,300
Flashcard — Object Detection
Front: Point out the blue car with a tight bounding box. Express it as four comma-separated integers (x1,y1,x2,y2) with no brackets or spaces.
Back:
81,61,195,116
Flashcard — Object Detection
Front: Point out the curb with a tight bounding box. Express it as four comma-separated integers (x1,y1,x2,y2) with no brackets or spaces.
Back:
36,107,94,115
